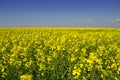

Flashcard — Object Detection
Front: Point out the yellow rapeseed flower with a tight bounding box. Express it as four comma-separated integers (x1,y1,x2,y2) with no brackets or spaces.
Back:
72,69,81,79
20,74,33,80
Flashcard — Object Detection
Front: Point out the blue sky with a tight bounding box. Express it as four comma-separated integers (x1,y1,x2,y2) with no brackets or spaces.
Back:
0,0,120,27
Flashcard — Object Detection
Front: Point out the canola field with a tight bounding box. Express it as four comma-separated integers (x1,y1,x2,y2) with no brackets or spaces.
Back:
0,28,120,80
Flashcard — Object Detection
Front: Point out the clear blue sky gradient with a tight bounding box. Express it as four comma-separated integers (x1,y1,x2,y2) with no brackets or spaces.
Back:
0,0,120,27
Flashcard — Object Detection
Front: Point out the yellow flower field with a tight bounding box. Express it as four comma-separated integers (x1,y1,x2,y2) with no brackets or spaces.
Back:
0,28,120,80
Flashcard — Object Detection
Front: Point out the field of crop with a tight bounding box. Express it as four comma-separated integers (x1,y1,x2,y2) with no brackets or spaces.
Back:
0,28,120,80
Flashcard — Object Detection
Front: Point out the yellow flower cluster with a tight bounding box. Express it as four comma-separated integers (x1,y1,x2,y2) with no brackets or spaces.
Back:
20,74,32,80
0,28,120,80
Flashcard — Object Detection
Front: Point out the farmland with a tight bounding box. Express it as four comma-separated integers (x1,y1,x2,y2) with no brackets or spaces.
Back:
0,28,120,80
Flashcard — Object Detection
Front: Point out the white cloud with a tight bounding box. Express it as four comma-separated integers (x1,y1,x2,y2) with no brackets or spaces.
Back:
87,20,93,22
114,18,120,22
112,18,120,22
